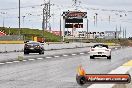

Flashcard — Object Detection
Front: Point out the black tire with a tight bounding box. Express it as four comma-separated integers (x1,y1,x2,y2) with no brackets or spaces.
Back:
76,75,87,86
107,56,111,59
42,51,44,54
39,50,44,55
24,51,29,55
39,52,42,55
90,56,94,59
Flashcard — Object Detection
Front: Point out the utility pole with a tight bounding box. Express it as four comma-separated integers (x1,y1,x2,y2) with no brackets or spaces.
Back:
22,16,25,27
120,25,122,38
42,0,51,37
94,16,95,26
109,16,110,24
0,12,7,27
123,28,124,39
45,4,48,29
95,13,98,26
2,15,5,27
115,25,117,39
125,28,126,38
19,0,21,35
42,7,45,38
60,13,62,42
42,0,51,30
87,19,89,39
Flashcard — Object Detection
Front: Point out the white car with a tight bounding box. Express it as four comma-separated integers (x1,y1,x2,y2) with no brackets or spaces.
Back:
89,44,111,59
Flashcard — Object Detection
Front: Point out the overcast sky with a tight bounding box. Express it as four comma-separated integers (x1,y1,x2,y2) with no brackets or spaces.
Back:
0,0,132,37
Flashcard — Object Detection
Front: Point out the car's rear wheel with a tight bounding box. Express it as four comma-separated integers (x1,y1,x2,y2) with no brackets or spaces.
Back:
39,50,44,54
107,56,111,59
90,56,94,59
24,51,29,55
42,51,44,54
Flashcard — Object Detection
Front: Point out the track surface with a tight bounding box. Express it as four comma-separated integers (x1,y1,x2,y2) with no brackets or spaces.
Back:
0,47,132,88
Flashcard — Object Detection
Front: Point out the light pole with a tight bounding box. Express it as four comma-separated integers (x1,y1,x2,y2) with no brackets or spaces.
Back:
42,7,45,38
3,17,5,27
19,0,21,35
109,15,111,24
60,13,62,42
87,19,89,39
22,16,25,28
95,13,98,26
94,16,95,26
1,12,7,27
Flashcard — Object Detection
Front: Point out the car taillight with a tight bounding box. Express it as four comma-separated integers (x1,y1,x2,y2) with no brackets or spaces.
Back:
24,45,28,48
91,49,94,51
36,46,40,48
105,49,109,51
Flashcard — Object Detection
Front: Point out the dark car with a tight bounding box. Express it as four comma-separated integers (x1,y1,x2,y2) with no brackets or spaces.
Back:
24,42,44,55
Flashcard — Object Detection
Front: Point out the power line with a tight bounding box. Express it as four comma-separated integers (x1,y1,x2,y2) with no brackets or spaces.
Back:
0,4,45,11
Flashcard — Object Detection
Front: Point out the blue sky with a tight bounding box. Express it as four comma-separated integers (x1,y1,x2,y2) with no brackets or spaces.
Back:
0,0,132,37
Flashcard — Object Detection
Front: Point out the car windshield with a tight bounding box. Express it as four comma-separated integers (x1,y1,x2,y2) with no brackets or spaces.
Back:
93,44,108,48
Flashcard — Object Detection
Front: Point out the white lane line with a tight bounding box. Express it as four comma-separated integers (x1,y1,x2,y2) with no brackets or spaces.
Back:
71,54,76,56
22,60,27,62
28,59,35,61
63,55,68,57
0,63,5,65
6,62,13,64
45,57,52,59
37,58,43,60
80,53,84,55
13,61,20,63
54,56,60,58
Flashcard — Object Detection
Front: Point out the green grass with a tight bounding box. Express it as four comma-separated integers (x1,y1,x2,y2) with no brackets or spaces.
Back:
0,27,61,42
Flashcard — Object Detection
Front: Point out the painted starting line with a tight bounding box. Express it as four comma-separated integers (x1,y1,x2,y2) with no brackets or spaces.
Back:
0,52,89,65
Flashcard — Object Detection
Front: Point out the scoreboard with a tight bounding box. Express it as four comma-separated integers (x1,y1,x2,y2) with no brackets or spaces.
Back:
65,24,83,28
65,18,83,23
63,11,87,28
63,11,87,19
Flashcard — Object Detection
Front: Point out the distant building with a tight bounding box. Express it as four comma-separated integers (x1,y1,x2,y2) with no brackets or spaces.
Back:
104,31,121,39
86,32,105,39
50,30,121,39
73,31,86,38
51,31,62,36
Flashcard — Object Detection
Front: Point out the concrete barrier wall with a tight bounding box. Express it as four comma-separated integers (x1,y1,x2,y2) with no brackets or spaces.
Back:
0,44,24,52
0,43,97,52
88,60,132,88
0,43,120,52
